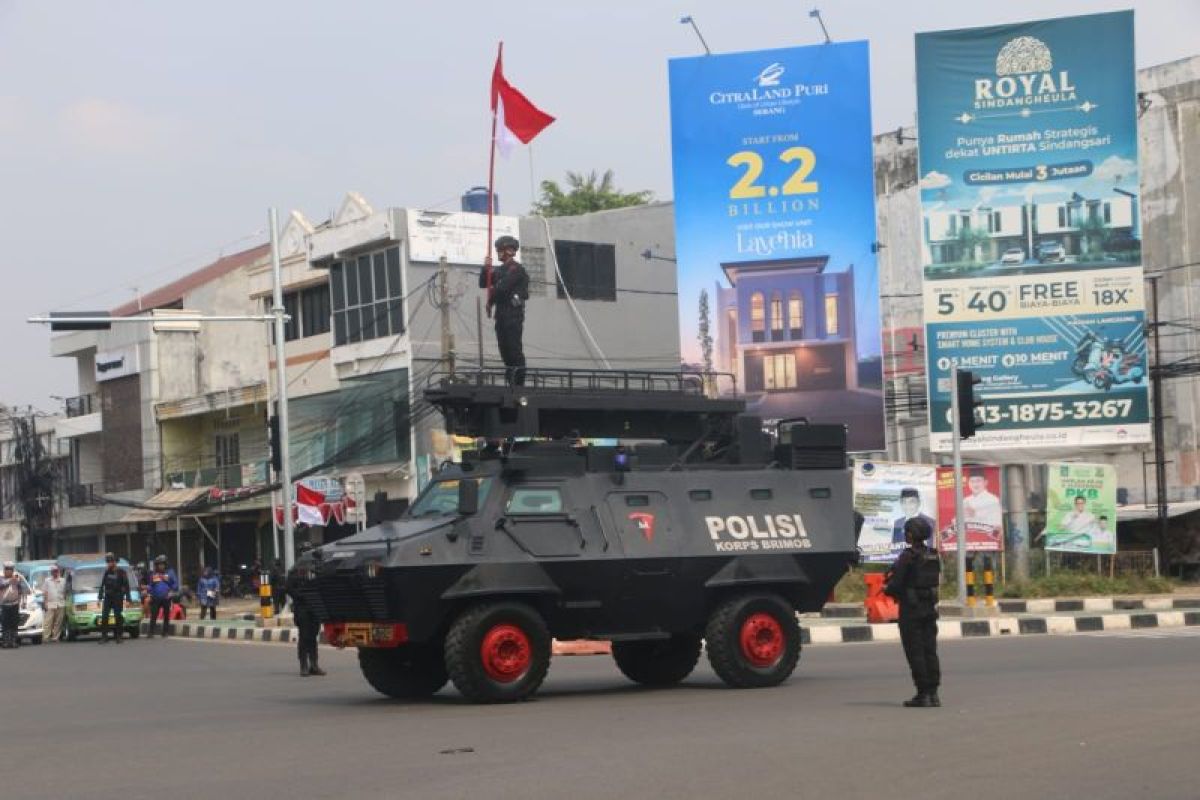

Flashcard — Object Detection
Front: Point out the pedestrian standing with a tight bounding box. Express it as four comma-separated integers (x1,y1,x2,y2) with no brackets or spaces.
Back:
97,553,131,644
146,555,179,638
884,517,942,708
286,543,325,677
197,566,220,621
479,235,530,386
270,559,286,616
42,565,67,642
1,561,30,649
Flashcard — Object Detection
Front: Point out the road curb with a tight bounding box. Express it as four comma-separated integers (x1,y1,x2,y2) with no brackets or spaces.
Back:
797,609,1200,645
156,609,1200,651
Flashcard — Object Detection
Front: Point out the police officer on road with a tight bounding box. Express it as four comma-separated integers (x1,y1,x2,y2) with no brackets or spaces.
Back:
884,517,942,707
286,542,325,677
97,553,132,644
479,235,530,386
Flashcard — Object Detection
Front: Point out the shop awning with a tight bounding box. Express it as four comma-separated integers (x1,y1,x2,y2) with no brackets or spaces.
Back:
120,486,214,523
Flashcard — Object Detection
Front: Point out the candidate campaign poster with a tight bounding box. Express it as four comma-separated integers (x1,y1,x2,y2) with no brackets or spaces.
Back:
853,461,939,564
936,464,1004,552
1044,462,1117,554
915,11,1150,452
668,42,884,452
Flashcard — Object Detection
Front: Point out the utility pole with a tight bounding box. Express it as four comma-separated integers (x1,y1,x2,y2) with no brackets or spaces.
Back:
269,208,297,570
951,367,968,605
1147,274,1168,558
1004,463,1030,580
437,256,456,375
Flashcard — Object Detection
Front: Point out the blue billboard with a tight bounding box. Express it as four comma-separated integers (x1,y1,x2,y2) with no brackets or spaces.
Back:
915,11,1150,451
668,42,884,452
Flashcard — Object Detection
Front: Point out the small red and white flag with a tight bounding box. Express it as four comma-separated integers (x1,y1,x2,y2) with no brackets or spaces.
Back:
491,46,555,158
296,483,326,527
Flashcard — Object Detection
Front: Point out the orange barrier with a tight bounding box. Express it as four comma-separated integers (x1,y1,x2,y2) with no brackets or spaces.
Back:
863,573,899,623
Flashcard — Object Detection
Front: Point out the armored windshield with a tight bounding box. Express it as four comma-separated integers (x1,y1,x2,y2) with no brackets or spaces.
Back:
409,478,494,517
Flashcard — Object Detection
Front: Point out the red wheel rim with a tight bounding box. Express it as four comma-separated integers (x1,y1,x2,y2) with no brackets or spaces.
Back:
480,623,532,683
739,612,785,668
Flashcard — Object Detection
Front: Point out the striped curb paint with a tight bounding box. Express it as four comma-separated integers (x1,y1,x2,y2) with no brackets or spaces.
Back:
149,608,1200,651
997,597,1200,614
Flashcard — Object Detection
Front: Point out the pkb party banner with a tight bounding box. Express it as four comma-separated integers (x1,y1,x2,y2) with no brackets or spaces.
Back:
915,11,1150,452
1044,462,1117,554
668,42,884,452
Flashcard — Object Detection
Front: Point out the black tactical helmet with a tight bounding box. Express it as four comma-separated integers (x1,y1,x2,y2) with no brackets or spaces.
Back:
903,517,933,542
104,552,116,563
494,235,519,251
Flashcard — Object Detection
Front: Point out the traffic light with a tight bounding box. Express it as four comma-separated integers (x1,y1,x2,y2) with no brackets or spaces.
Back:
955,370,984,439
268,414,281,474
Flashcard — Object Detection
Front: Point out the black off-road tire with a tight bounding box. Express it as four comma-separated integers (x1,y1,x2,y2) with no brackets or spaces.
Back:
444,602,551,704
612,636,702,686
358,643,448,699
704,593,801,689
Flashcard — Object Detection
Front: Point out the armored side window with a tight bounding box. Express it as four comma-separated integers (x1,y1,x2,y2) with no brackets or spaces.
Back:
625,495,650,507
688,489,713,501
750,488,773,500
506,488,565,515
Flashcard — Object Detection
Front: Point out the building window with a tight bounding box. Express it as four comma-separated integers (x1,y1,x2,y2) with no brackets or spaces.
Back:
329,246,403,347
1103,202,1112,224
788,291,803,339
750,292,765,343
553,240,616,301
300,285,331,338
763,353,796,390
1058,207,1067,228
825,294,839,336
770,291,784,342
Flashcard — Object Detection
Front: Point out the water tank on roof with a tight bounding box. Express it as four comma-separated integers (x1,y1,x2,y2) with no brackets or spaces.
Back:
462,186,498,215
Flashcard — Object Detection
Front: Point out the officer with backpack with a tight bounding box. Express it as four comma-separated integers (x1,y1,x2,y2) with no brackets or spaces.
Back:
884,516,942,708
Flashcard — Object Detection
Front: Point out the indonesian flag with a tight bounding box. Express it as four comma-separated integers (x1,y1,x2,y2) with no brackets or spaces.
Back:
491,46,555,158
296,483,325,527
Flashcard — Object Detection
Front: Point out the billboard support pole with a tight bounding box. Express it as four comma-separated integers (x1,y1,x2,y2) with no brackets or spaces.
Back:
951,366,967,606
1004,464,1030,580
1147,274,1169,560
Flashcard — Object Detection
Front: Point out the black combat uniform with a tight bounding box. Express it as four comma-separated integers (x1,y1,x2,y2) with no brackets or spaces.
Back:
479,255,530,386
286,562,324,676
884,522,942,707
97,563,132,644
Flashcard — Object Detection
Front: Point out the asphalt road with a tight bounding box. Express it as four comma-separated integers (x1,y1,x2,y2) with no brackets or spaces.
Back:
5,631,1198,800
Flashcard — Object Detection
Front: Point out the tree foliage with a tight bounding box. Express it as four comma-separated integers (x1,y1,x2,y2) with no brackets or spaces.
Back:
532,169,654,217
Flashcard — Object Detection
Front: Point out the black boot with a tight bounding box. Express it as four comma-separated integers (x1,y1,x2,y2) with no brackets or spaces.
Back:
903,693,932,708
300,654,311,676
927,690,941,707
309,660,326,677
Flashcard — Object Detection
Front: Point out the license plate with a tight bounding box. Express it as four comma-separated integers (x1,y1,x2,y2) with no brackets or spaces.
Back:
343,623,373,646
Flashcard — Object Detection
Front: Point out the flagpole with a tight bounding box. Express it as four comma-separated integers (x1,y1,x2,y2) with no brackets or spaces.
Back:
485,41,503,300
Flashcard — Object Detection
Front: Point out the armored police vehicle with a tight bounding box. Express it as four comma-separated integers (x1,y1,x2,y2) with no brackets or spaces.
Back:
295,368,858,703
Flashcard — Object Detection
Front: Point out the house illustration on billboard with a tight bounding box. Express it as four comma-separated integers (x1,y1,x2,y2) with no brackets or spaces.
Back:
713,256,857,400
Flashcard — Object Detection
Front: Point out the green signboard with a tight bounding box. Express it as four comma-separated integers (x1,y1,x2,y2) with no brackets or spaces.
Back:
1044,462,1116,554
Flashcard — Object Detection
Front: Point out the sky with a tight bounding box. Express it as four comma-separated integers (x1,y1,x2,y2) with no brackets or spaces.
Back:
1,0,1195,411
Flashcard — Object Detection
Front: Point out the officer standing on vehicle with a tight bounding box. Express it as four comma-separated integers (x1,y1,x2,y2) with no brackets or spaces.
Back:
146,555,179,638
479,235,530,386
884,517,941,707
97,553,132,644
286,543,325,677
0,561,29,649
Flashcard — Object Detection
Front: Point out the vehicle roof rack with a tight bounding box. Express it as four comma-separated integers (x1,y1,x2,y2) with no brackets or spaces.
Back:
424,368,745,444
